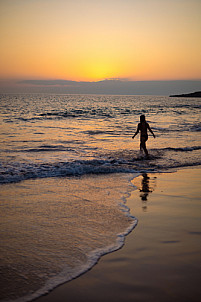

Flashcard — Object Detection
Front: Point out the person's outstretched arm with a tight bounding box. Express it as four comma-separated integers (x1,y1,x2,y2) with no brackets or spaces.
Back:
132,125,139,139
147,124,155,138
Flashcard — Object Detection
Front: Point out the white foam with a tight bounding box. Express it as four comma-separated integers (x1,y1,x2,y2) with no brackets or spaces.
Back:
9,218,138,302
1,174,138,302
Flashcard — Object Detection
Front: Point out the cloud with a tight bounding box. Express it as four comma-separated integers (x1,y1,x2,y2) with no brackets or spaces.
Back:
1,79,201,95
18,80,79,86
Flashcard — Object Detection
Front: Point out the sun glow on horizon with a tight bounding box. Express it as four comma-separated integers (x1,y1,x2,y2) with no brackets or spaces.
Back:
0,0,201,83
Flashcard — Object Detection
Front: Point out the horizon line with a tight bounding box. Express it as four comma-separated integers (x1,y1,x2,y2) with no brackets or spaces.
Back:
17,78,201,86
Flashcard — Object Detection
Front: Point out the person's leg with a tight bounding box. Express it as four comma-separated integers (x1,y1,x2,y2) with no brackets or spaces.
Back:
141,138,148,156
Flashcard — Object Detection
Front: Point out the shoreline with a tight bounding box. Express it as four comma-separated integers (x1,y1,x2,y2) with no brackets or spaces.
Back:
36,166,201,302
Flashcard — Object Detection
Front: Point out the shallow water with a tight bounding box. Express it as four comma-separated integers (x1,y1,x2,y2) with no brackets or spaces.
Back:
0,94,201,183
0,94,200,301
0,174,136,302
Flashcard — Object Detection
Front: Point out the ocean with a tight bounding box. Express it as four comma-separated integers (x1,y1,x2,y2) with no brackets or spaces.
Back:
0,94,201,301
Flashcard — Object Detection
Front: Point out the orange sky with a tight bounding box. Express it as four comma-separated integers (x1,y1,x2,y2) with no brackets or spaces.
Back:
0,0,201,82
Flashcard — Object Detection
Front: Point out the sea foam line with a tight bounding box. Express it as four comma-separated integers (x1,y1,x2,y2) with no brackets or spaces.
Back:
3,175,138,302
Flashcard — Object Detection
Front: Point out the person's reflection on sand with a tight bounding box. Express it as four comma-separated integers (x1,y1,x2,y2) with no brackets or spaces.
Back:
136,173,157,211
140,173,151,200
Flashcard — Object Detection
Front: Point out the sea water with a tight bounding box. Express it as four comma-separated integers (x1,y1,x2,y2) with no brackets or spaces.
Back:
0,94,201,301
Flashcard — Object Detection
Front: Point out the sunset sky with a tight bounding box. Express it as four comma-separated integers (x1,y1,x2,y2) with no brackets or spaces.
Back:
0,0,201,85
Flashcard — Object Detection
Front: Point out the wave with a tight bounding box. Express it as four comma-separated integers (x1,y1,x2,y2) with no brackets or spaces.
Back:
18,145,75,153
154,123,201,133
40,108,115,119
39,108,147,119
83,130,116,135
4,209,137,302
0,159,134,184
163,146,201,152
6,108,148,123
1,146,201,184
172,104,201,110
189,122,201,132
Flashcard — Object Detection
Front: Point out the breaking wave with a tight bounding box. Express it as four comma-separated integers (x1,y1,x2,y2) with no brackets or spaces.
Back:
1,146,201,184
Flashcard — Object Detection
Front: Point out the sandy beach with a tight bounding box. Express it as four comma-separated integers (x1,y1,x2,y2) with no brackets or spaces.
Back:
36,167,201,302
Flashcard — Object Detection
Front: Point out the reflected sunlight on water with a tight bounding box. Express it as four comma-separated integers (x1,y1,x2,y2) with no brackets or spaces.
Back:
0,94,200,301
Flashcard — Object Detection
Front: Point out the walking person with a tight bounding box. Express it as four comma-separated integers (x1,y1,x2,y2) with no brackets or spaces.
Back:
132,115,155,157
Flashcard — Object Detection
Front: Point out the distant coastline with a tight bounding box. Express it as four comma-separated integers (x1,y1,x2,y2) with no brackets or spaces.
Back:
170,91,201,98
1,79,201,95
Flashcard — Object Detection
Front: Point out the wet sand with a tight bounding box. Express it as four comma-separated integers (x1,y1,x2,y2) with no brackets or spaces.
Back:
37,167,201,302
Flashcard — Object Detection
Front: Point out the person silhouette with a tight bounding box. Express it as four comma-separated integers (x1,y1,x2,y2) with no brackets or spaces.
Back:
132,115,155,157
